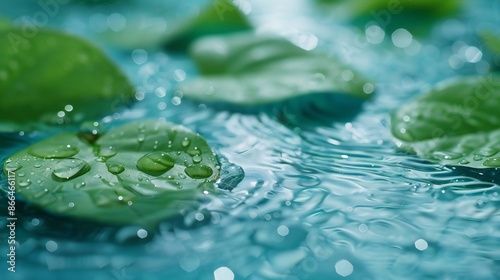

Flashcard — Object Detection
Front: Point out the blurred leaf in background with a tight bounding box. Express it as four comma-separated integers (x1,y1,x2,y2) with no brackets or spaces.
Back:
0,26,134,132
317,0,462,36
480,31,500,71
179,32,374,110
102,0,252,50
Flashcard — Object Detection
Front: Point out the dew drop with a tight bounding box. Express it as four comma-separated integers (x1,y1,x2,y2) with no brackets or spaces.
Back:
184,164,213,179
34,163,43,168
99,146,117,157
74,182,86,189
187,147,201,156
137,152,175,176
181,137,191,147
137,134,145,143
18,179,31,187
483,158,500,167
106,162,125,175
192,155,202,163
29,144,79,159
473,155,483,161
52,158,90,180
476,148,498,157
5,161,21,172
432,151,461,160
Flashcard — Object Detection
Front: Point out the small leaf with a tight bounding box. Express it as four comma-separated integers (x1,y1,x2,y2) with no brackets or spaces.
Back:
317,0,461,36
178,32,374,108
3,120,221,227
163,0,252,51
0,27,134,131
480,31,500,57
391,74,500,168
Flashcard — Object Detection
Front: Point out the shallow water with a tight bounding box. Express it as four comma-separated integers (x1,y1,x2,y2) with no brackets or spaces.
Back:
1,0,500,279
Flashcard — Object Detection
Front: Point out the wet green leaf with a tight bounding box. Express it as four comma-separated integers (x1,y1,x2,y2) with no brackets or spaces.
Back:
391,74,500,168
3,120,221,227
163,0,251,51
0,27,134,132
178,32,374,107
318,0,461,36
480,31,500,56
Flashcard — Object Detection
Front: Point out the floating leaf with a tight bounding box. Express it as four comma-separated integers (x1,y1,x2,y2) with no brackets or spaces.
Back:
391,74,500,168
3,120,221,227
102,0,251,50
481,31,500,55
163,0,251,51
317,0,461,35
178,32,374,108
480,31,500,71
0,27,134,131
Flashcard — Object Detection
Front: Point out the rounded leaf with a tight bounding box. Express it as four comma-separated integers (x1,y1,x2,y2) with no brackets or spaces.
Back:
178,32,374,107
0,27,134,131
3,120,221,227
391,74,500,168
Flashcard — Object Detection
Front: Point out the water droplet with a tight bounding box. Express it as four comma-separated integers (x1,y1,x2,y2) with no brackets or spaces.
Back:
18,179,31,187
185,164,213,179
99,146,117,157
181,138,191,147
137,134,145,143
187,147,201,156
137,152,175,176
192,155,202,163
476,148,498,157
473,155,483,161
52,158,90,180
4,161,21,172
483,158,500,167
74,182,86,189
29,144,79,159
34,162,43,168
106,162,125,175
432,151,461,160
459,159,470,165
178,173,186,179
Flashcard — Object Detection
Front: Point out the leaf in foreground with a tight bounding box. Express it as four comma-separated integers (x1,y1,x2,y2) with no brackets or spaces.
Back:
0,27,134,131
178,32,374,107
391,74,500,169
3,120,220,227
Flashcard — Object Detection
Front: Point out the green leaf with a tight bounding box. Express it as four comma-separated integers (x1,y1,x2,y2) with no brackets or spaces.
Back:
391,74,500,168
317,0,461,36
480,31,500,56
3,120,221,227
163,0,251,51
178,32,374,107
0,27,134,131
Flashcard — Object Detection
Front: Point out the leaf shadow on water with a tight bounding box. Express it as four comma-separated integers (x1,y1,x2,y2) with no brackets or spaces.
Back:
445,166,500,185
